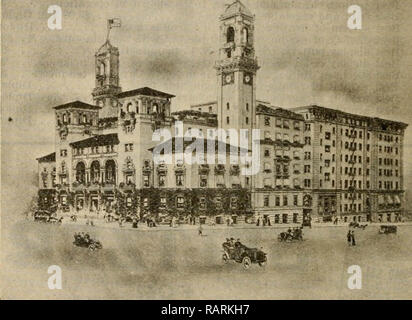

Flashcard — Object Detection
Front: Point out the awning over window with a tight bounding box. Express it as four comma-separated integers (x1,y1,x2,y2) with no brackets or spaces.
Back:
276,179,282,187
394,195,401,204
386,195,393,204
378,195,385,204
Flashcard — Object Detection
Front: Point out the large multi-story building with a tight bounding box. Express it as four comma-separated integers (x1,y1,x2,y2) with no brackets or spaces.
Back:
36,1,407,224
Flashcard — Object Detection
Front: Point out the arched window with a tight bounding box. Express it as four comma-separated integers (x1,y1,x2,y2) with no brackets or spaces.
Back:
99,62,105,76
105,160,116,184
127,103,133,113
152,103,158,113
62,113,67,123
90,161,100,183
83,114,87,124
242,28,249,43
75,162,86,183
226,26,235,43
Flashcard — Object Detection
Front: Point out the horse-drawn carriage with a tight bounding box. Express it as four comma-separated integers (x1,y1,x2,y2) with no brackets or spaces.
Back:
379,225,397,235
222,239,267,269
73,232,102,251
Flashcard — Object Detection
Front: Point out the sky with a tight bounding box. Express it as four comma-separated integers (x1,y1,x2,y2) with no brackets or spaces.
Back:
2,0,412,218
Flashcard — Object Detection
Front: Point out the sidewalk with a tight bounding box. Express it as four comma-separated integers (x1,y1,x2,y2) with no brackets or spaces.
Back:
61,217,412,232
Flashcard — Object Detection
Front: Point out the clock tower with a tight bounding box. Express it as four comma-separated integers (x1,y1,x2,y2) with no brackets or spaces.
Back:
215,1,259,144
92,40,122,118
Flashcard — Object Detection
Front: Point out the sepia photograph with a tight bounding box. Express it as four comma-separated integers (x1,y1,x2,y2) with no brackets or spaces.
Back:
1,0,412,302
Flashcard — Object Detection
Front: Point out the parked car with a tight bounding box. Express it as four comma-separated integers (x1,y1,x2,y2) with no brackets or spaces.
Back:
349,222,368,229
33,210,51,222
34,210,62,224
222,239,267,269
379,225,397,235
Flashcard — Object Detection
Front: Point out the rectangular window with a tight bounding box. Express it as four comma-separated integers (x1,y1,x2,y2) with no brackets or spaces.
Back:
264,195,269,207
264,117,270,126
143,175,150,188
293,195,298,206
159,175,165,187
176,175,184,187
283,195,288,206
199,197,206,209
200,175,208,188
177,196,185,208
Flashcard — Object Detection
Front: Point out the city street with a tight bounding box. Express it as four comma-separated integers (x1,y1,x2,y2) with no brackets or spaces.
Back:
2,219,412,299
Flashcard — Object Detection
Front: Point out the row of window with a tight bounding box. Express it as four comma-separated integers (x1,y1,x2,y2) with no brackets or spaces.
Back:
379,158,399,166
379,181,400,190
379,169,399,177
379,145,399,154
379,134,399,143
263,132,301,143
142,174,247,188
73,145,115,155
263,117,301,130
263,194,300,207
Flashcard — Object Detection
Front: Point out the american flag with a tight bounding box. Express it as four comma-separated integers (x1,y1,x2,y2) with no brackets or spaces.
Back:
108,18,121,29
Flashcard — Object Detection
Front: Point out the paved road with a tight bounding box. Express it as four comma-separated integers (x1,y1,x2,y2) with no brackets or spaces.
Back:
2,220,412,299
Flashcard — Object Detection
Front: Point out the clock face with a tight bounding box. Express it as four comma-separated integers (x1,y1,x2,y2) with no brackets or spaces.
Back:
223,73,234,85
244,73,253,85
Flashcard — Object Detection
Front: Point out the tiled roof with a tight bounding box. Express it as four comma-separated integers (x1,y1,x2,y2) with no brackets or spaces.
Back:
117,87,175,99
223,1,253,18
53,100,101,110
69,133,119,148
292,105,408,128
36,152,56,162
256,104,304,121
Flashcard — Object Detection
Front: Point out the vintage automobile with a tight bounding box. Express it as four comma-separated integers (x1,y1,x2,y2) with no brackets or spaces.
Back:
379,225,397,235
349,222,368,229
222,239,267,269
278,228,304,242
34,210,63,224
73,232,102,251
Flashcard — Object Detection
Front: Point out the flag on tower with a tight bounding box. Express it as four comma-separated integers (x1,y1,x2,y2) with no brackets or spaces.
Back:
108,18,121,29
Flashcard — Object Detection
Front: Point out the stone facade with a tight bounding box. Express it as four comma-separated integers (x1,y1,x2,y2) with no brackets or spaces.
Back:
36,1,407,225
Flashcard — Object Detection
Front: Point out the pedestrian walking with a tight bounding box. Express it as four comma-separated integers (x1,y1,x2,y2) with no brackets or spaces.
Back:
198,223,203,236
347,230,352,246
351,230,356,246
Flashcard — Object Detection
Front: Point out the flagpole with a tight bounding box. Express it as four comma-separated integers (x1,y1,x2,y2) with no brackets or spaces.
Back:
106,20,111,43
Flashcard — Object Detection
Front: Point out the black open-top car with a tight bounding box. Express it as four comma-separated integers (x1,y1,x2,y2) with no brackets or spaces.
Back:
379,225,397,234
222,239,267,269
73,232,102,251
